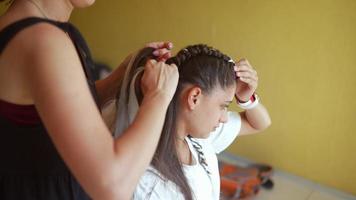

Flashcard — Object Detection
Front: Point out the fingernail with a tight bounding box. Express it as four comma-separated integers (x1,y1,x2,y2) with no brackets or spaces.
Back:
168,42,173,49
153,51,159,56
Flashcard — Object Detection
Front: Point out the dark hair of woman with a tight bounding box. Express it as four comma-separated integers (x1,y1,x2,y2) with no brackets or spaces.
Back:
118,44,236,199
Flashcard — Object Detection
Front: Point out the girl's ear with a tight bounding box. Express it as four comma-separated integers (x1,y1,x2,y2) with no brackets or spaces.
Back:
187,86,202,110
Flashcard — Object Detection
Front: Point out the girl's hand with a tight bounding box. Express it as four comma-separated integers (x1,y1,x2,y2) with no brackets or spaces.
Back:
234,58,258,102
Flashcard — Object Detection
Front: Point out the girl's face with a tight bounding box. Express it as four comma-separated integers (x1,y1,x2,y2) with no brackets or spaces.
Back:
185,84,236,139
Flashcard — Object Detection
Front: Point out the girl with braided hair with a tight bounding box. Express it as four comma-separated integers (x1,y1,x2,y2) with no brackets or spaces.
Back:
104,44,271,200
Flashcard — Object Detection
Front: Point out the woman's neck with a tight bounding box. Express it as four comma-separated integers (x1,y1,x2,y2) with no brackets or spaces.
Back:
10,0,73,22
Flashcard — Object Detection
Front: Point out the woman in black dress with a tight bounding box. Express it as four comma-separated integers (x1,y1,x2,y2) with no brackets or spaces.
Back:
0,0,178,199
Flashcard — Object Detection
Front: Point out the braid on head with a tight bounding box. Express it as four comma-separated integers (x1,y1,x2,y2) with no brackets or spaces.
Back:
167,44,236,94
167,44,234,67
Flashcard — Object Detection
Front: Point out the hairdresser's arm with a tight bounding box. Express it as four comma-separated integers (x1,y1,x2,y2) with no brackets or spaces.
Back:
24,24,178,200
233,58,271,136
95,42,173,107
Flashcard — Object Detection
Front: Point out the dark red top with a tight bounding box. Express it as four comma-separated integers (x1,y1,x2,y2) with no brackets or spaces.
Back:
0,17,97,200
0,99,41,125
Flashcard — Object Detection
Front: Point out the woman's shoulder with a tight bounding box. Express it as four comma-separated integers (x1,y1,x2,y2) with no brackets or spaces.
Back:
1,17,74,67
0,16,73,58
0,17,75,104
21,21,70,50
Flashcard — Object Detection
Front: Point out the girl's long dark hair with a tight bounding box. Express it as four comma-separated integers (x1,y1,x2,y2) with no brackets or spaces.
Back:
117,44,236,200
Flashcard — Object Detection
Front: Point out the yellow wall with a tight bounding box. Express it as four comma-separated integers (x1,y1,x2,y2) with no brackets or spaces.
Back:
2,0,356,195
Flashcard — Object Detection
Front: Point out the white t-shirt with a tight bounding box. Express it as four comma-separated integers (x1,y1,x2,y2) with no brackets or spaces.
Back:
133,111,241,200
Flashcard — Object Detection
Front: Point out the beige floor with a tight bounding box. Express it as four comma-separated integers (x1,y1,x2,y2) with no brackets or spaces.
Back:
218,153,356,200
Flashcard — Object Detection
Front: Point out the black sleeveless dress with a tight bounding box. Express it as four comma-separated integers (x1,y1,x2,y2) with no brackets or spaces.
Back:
0,17,100,200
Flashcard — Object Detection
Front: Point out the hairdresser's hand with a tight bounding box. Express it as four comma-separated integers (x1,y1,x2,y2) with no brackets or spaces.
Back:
145,41,173,61
234,58,258,102
141,59,178,102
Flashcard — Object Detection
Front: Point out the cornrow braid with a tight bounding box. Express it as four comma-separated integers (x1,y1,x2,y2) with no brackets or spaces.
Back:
167,44,234,67
167,44,236,94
